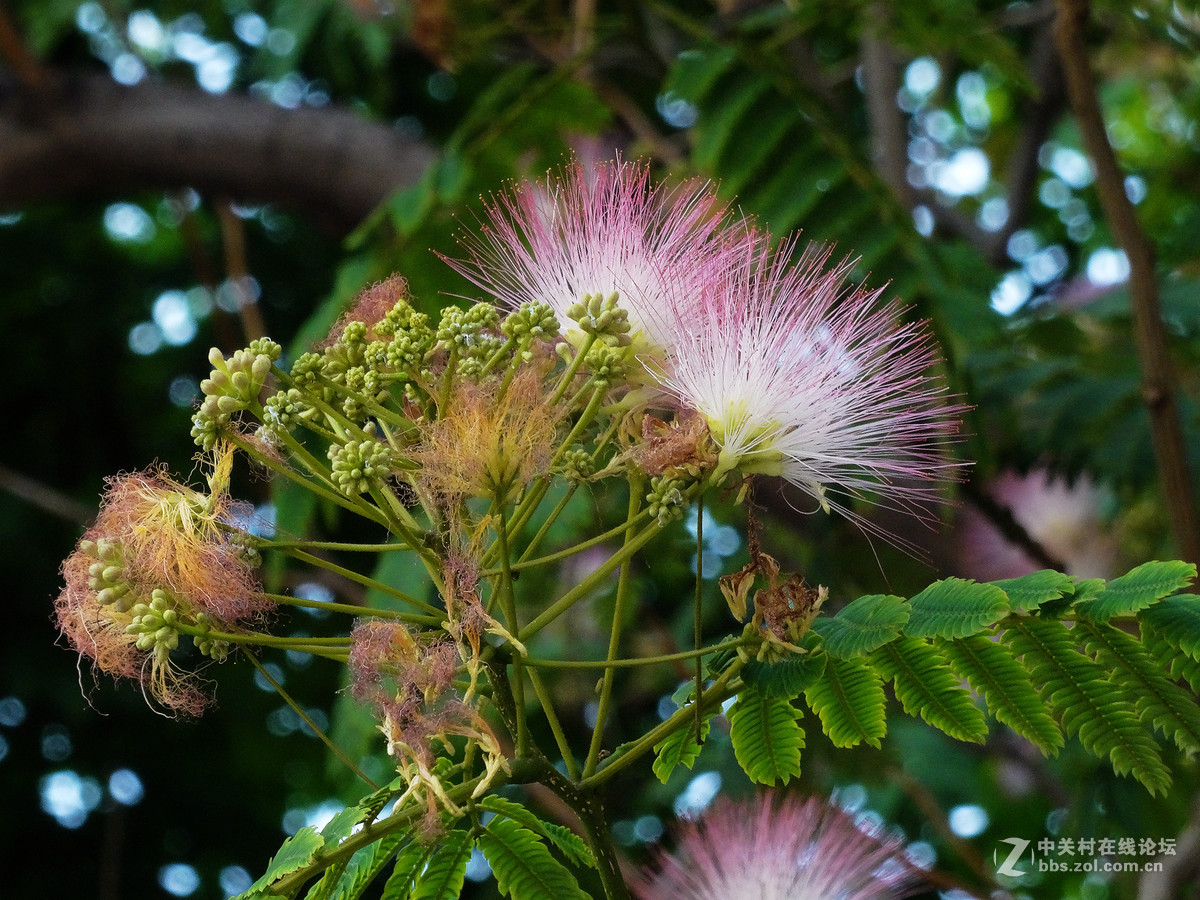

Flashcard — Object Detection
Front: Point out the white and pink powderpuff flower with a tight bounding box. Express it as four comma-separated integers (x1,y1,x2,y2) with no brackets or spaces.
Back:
632,792,922,900
441,158,755,360
656,237,966,546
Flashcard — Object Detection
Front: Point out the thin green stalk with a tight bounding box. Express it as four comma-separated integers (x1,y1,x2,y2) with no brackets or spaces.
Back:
693,496,704,746
550,385,607,469
260,539,416,553
242,650,377,788
527,668,581,781
518,517,663,641
284,548,440,616
516,485,578,563
227,433,388,528
177,625,350,651
548,333,598,405
522,635,749,669
366,483,443,584
583,477,642,778
486,505,654,576
492,508,528,756
580,655,749,791
261,591,439,626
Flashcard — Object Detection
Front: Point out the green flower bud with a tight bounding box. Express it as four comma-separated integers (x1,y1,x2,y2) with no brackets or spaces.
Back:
328,439,394,496
646,476,687,526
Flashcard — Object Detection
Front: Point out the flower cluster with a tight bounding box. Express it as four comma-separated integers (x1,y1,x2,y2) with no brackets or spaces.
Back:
55,446,265,714
633,792,921,900
447,159,965,546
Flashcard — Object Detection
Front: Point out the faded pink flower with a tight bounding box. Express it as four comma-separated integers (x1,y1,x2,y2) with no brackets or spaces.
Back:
657,238,966,545
443,158,751,358
633,793,921,900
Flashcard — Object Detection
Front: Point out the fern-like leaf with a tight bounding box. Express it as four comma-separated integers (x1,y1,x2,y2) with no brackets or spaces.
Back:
991,570,1076,612
1139,594,1200,660
906,578,1009,639
1075,561,1196,622
803,653,887,748
728,685,805,785
872,637,987,743
380,841,436,899
477,816,590,900
410,830,472,900
1005,620,1171,795
326,831,412,900
479,796,595,870
1078,621,1200,754
652,709,715,784
1144,623,1200,694
742,651,827,699
938,634,1062,753
235,827,326,899
813,594,909,658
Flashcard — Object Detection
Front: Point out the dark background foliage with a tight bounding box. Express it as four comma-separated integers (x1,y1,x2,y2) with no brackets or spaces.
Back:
4,1,1200,898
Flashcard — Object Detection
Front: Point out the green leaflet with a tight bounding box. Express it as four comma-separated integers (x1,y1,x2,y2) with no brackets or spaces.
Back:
1139,594,1200,659
872,637,987,743
1075,561,1197,622
381,841,438,899
803,653,887,749
477,816,590,900
990,569,1076,612
652,709,715,784
1078,621,1200,754
1005,620,1171,795
938,634,1062,754
812,594,909,659
742,652,827,699
1144,624,1200,694
728,686,805,785
234,827,325,899
906,578,1009,639
410,830,472,900
327,831,412,900
478,796,595,870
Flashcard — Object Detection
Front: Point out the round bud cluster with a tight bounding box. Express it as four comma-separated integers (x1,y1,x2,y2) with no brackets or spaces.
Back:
566,292,632,345
192,347,275,449
559,448,595,484
125,589,181,663
585,344,630,389
502,302,559,342
193,613,231,660
436,304,500,351
329,439,394,496
262,388,308,436
646,476,687,526
289,351,325,388
81,538,134,612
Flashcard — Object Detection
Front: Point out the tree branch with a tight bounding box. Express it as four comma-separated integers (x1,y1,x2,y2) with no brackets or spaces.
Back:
0,71,436,232
1054,0,1200,567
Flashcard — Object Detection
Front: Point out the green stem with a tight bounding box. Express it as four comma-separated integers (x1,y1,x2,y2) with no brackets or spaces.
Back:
260,591,439,626
492,509,528,756
584,477,642,777
527,668,581,781
693,496,704,746
518,518,663,642
242,650,377,788
580,655,748,791
260,539,416,553
516,485,578,563
284,548,440,616
522,636,749,669
489,506,654,574
549,332,597,405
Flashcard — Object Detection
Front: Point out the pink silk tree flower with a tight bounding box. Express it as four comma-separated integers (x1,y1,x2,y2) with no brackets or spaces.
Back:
657,238,965,545
442,158,753,359
632,793,921,900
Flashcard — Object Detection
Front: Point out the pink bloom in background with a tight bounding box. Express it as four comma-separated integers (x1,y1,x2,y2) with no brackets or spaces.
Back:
633,793,920,900
444,158,751,355
658,237,966,544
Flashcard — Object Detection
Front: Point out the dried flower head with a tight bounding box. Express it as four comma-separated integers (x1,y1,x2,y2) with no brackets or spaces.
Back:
443,159,750,360
659,239,966,547
633,792,921,900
